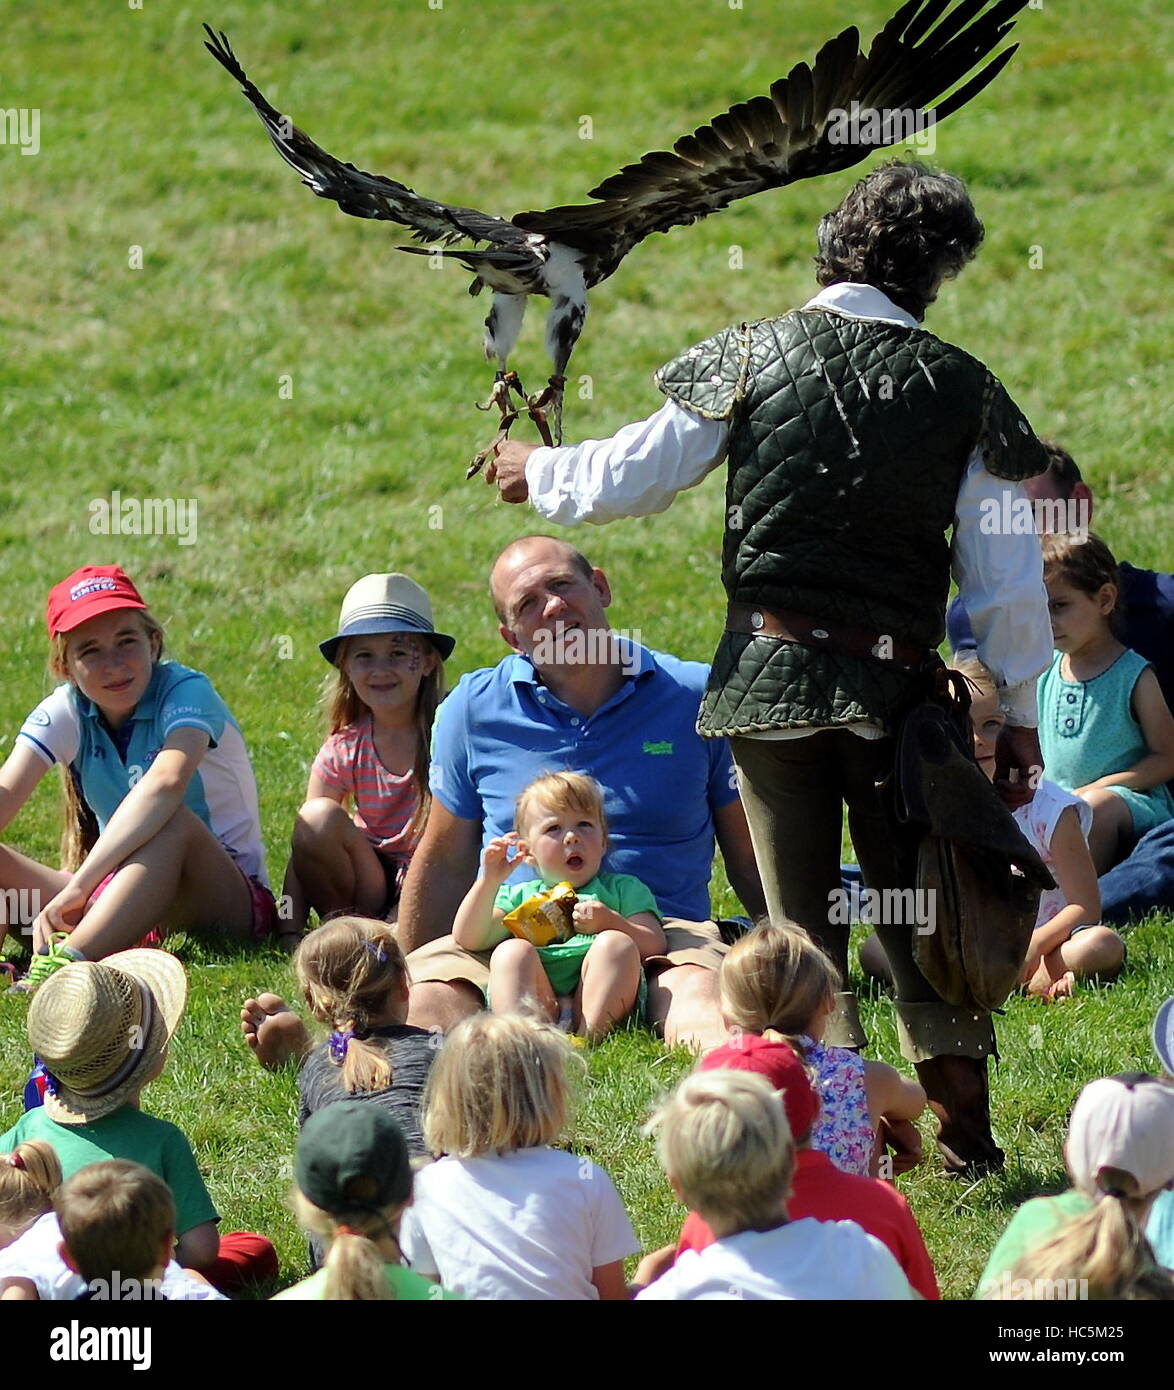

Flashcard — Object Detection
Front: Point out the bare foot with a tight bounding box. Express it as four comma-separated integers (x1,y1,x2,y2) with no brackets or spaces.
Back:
1024,964,1053,998
1045,972,1076,1002
241,993,311,1070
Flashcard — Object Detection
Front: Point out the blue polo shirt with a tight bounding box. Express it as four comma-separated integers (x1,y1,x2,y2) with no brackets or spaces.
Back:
18,662,267,884
430,646,737,922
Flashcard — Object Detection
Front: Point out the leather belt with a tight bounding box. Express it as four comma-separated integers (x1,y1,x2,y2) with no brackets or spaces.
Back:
726,602,928,671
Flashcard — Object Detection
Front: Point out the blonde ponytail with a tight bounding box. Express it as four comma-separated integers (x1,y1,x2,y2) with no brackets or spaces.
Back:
323,1229,396,1302
293,1192,401,1301
997,1193,1174,1300
0,1141,64,1233
720,923,841,1048
295,917,409,1094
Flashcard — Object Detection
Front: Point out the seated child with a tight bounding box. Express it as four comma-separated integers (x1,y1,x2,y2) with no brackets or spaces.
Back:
0,1140,63,1299
283,574,455,937
1038,532,1174,874
0,948,275,1295
1,565,276,981
452,771,666,1039
275,1102,456,1301
667,1035,938,1298
1148,997,1174,1266
861,651,1127,1000
241,917,436,1156
634,1070,915,1300
400,1013,639,1299
978,1073,1174,1300
720,923,926,1177
962,652,1124,998
56,1161,176,1301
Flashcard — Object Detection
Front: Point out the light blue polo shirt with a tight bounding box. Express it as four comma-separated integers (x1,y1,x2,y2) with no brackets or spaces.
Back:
430,646,737,922
18,662,267,884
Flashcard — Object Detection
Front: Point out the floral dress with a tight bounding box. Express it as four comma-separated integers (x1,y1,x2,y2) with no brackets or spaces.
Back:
802,1035,873,1177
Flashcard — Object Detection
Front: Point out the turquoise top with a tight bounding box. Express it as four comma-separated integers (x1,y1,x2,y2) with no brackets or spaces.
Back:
1038,649,1174,837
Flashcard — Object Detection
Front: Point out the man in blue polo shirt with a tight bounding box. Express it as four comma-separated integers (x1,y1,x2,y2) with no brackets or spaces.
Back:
398,535,765,1049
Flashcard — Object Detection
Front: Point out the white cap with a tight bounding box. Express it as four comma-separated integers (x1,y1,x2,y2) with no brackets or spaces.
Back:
1066,1074,1174,1199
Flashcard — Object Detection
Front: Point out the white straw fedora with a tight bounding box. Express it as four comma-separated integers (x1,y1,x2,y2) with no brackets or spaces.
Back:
319,573,456,665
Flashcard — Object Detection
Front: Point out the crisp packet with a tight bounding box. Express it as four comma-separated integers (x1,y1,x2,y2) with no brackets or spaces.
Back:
502,882,578,947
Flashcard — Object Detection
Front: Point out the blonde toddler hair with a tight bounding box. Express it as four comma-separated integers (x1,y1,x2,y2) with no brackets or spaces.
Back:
950,650,996,700
514,770,608,840
646,1069,795,1238
423,1013,581,1158
295,916,409,1094
0,1141,63,1238
720,923,841,1054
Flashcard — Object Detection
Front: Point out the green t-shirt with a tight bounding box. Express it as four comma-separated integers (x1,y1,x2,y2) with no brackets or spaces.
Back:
975,1190,1091,1297
272,1262,459,1301
0,1104,219,1237
494,871,660,996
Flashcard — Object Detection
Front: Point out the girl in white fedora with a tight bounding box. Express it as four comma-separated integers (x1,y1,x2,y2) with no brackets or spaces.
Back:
282,574,455,938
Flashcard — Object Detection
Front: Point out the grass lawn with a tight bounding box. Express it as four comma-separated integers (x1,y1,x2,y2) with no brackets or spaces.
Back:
1,0,1170,1300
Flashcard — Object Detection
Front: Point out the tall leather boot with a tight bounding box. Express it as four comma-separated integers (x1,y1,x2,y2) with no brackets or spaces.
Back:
823,990,867,1051
914,1054,1005,1177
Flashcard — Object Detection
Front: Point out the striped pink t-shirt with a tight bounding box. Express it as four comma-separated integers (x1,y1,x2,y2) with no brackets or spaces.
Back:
310,717,421,862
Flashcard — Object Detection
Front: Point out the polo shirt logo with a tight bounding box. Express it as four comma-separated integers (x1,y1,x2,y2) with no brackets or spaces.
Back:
643,740,674,755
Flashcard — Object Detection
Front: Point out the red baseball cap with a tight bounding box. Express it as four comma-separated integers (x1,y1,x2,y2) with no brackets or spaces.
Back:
46,566,147,637
699,1035,820,1143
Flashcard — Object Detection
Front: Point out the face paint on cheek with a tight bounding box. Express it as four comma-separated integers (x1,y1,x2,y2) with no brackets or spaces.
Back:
406,648,422,674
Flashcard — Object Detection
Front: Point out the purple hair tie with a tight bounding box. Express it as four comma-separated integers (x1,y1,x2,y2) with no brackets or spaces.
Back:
328,1030,353,1063
364,942,388,966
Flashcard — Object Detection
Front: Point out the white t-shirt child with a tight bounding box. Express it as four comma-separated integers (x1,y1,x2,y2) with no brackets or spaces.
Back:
636,1218,915,1300
1013,778,1094,927
400,1146,638,1300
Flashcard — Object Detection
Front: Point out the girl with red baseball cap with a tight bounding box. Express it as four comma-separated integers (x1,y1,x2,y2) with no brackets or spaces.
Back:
0,566,275,987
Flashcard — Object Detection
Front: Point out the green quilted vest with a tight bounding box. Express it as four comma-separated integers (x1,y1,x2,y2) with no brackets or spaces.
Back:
656,307,1048,736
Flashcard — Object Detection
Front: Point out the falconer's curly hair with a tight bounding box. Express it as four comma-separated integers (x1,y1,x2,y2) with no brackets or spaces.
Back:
815,160,984,321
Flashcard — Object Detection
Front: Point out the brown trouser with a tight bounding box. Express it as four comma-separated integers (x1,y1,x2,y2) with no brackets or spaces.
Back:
731,730,995,1060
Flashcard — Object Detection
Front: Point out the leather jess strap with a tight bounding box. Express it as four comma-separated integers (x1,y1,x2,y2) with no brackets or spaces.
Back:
725,602,928,671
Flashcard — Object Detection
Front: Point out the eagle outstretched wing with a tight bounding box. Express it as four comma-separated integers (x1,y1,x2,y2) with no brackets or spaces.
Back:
511,0,1027,267
203,24,534,268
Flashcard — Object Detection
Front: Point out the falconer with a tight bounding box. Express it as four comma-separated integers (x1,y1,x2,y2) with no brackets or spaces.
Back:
489,160,1053,1174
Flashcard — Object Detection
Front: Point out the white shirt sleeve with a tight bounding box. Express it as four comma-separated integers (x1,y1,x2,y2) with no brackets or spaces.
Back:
951,455,1053,727
587,1161,641,1267
397,1205,438,1278
16,685,81,767
524,399,729,526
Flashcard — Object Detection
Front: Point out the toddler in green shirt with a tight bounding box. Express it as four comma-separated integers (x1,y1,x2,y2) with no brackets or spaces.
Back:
453,771,665,1038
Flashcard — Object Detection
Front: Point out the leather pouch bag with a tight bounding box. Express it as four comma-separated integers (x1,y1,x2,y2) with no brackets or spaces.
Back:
888,671,1054,1013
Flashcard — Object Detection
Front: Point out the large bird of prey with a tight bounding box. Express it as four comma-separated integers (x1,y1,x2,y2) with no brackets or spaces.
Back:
205,0,1030,475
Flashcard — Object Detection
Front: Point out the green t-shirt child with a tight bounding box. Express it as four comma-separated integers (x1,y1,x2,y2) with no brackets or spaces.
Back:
494,871,660,996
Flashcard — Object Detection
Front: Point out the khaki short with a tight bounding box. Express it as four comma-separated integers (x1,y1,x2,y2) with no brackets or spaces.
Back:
406,918,728,996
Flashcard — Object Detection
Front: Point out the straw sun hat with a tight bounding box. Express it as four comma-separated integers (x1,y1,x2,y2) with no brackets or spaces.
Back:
26,949,188,1125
